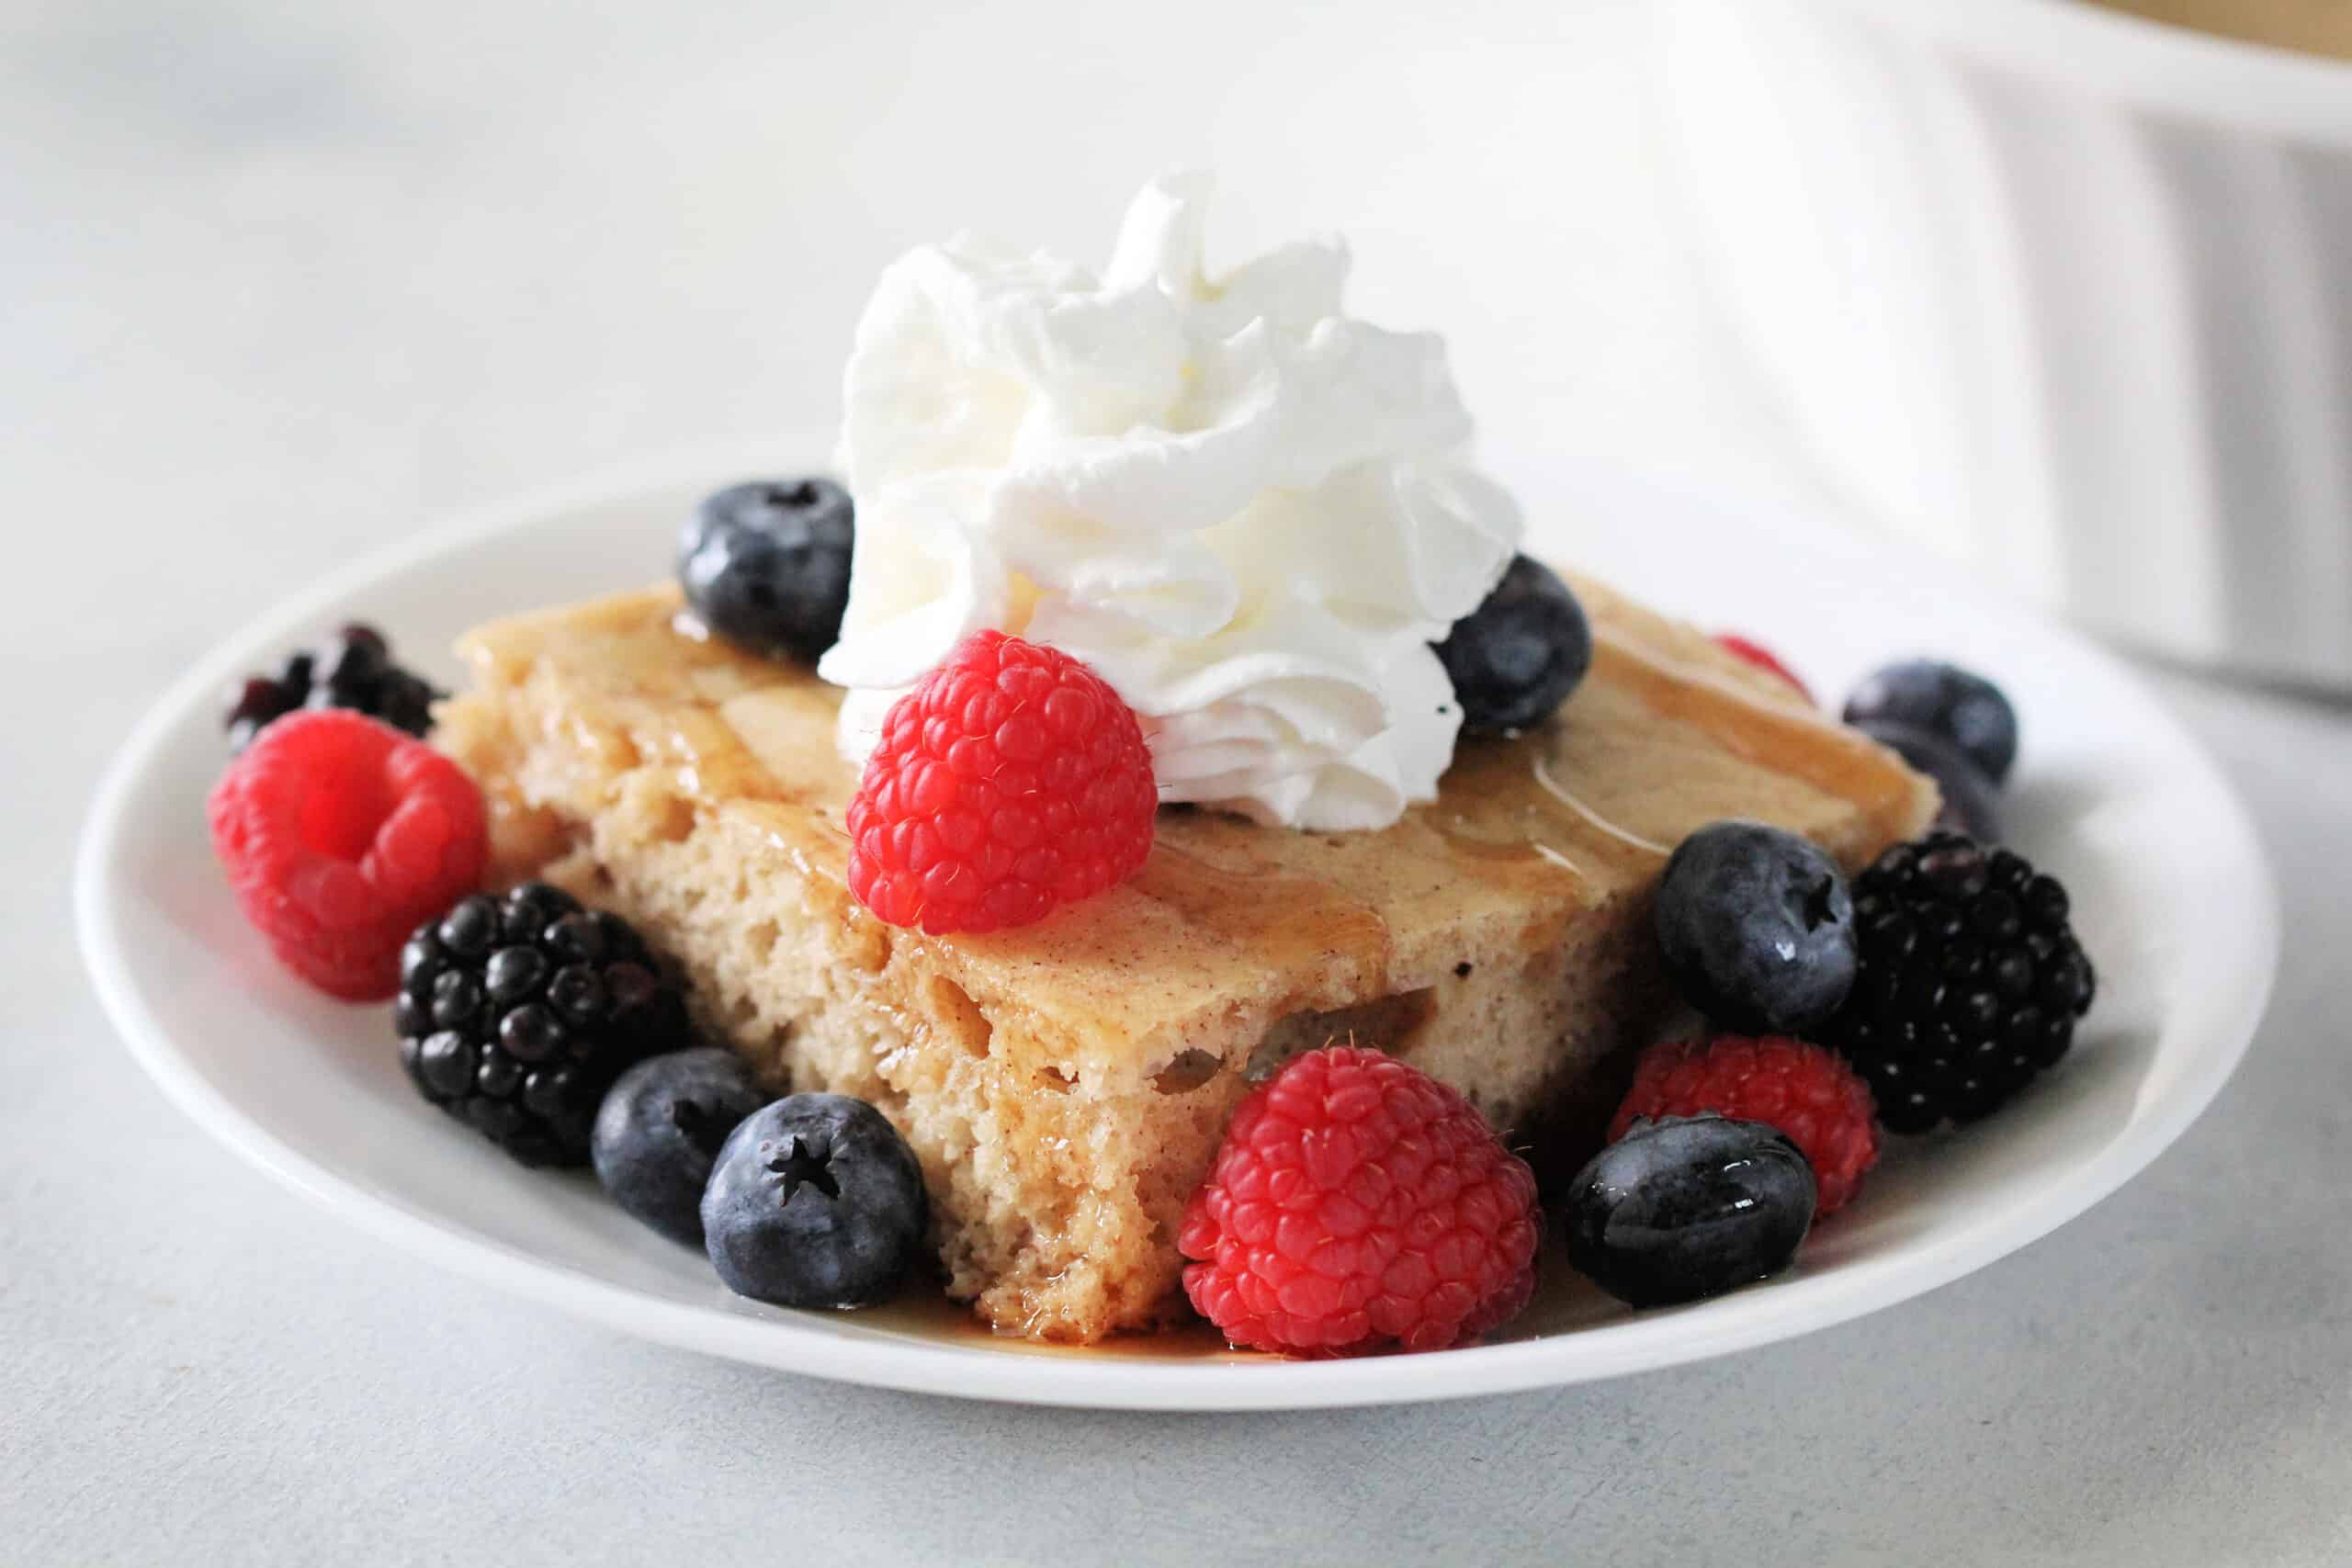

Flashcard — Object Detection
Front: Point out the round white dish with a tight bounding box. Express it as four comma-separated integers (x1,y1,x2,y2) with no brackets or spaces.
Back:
76,444,2278,1410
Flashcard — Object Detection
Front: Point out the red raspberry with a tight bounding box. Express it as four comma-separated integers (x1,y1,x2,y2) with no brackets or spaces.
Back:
1611,1035,1880,1214
846,630,1157,935
208,709,488,1001
1714,633,1815,705
1178,1046,1541,1357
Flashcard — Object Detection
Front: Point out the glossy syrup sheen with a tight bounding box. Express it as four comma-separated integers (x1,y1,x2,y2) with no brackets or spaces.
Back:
1417,628,1918,887
569,597,1916,982
1585,635,1923,846
1133,840,1396,995
844,1284,1251,1360
1430,733,1668,887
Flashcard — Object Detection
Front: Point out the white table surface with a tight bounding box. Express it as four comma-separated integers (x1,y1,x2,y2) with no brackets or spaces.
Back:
8,1,2350,1562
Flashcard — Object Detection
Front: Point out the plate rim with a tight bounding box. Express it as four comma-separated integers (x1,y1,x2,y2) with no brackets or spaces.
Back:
75,444,2282,1410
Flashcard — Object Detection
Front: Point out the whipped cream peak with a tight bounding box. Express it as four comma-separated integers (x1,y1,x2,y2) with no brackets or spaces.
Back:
817,173,1523,831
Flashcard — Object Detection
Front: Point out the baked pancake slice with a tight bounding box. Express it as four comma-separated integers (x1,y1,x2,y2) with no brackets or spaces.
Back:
435,573,1937,1343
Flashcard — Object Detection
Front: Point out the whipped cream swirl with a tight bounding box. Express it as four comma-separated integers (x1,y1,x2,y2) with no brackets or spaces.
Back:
816,174,1522,830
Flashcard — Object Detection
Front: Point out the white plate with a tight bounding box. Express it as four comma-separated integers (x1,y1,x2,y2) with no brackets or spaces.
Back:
76,443,2278,1410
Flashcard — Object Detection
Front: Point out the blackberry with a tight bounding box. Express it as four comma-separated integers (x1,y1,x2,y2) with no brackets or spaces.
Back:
1826,832,2095,1133
225,622,444,753
395,884,693,1166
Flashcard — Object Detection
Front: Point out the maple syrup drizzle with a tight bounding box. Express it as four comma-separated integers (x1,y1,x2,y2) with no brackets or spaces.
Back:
1529,840,1583,877
1423,736,1665,888
846,1285,1245,1359
1529,755,1671,859
604,590,1916,957
580,606,869,883
650,707,775,804
1133,842,1393,1000
734,803,853,886
1587,631,1923,843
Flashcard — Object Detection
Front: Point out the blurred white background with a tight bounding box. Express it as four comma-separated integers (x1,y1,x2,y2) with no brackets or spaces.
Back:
3,0,1835,626
9,3,2352,1564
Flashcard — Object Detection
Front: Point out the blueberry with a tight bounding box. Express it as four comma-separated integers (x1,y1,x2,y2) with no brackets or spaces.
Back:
1566,1113,1815,1308
1434,554,1593,734
1843,660,2018,785
1655,820,1858,1033
592,1047,771,1246
677,478,856,665
702,1094,926,1309
1852,717,2002,842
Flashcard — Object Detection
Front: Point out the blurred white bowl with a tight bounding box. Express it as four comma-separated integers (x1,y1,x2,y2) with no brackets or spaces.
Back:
1650,0,2352,688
